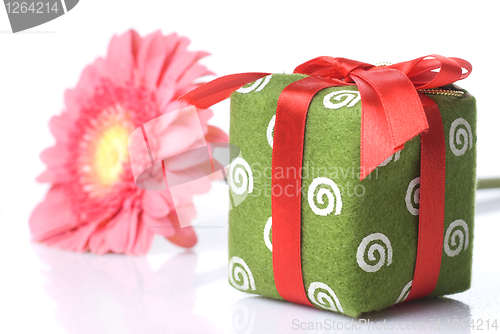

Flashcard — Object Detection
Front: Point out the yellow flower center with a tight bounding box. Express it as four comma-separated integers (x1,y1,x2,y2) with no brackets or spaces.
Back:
93,124,130,187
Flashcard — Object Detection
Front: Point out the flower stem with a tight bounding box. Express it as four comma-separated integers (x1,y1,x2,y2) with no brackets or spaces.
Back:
477,178,500,189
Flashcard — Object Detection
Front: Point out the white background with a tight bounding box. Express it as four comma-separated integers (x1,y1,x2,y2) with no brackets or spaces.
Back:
0,1,499,333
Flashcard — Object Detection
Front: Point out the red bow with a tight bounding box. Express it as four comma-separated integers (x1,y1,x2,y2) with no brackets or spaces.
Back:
181,55,471,179
295,56,471,178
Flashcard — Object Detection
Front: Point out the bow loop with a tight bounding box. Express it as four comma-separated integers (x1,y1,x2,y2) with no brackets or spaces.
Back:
386,55,472,89
294,56,373,82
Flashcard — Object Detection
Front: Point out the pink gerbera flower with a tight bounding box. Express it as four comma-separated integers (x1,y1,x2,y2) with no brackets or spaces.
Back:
29,30,227,255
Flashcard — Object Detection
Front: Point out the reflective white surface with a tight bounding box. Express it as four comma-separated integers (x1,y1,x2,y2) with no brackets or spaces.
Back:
1,186,499,334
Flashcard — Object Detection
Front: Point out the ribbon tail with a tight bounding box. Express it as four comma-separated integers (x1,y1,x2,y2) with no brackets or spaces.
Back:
352,70,429,180
179,72,271,109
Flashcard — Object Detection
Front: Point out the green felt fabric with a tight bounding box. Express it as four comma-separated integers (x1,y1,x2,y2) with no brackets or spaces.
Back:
227,74,476,318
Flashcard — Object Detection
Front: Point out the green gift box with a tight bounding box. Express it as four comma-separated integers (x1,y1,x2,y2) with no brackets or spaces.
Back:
226,72,476,317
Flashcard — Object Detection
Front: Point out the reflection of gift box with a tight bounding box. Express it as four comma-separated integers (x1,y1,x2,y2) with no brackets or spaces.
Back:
182,57,476,317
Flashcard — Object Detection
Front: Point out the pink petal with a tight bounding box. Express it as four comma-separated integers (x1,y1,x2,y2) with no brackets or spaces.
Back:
164,148,211,172
197,108,213,134
130,29,142,63
157,189,175,206
63,89,84,118
36,167,73,184
155,79,177,112
176,60,215,90
37,118,73,185
205,125,229,143
136,30,168,89
42,222,99,252
87,208,154,256
103,204,153,255
104,31,136,86
29,185,80,242
40,145,69,167
103,208,136,254
73,58,106,99
145,211,197,248
124,206,139,254
142,190,171,218
129,218,154,256
48,113,74,142
161,99,188,114
167,227,197,248
165,213,197,248
88,223,111,255
142,214,175,238
170,181,210,206
146,106,208,159
156,32,184,81
36,152,73,184
161,38,202,84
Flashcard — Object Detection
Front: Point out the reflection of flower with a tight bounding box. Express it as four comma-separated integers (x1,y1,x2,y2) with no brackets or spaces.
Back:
29,30,228,255
33,245,222,333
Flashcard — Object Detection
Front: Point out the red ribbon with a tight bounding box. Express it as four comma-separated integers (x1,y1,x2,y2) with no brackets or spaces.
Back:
180,55,471,307
272,76,337,306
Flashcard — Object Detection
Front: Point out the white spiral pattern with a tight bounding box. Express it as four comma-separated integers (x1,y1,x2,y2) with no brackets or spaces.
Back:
395,280,413,304
449,118,473,156
229,256,256,291
378,150,402,167
307,177,342,216
236,75,272,94
444,219,469,257
307,282,344,313
264,217,272,252
323,90,361,110
266,115,276,148
405,177,420,216
357,233,393,273
229,157,254,195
